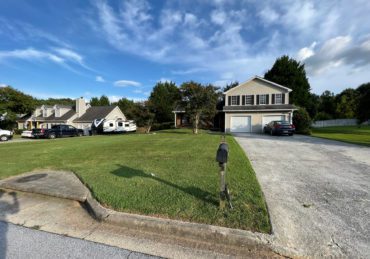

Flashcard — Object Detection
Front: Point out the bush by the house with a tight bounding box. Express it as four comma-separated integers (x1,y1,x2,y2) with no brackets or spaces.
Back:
293,108,312,135
151,122,174,131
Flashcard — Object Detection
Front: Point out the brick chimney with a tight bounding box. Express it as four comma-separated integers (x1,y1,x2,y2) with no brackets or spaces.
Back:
76,97,87,117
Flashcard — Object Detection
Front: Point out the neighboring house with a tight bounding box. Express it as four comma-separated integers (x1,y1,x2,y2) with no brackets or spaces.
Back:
17,97,126,130
223,76,296,133
173,76,297,132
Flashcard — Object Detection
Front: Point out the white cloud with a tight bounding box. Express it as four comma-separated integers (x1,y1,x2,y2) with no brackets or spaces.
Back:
95,76,105,82
92,0,370,94
0,48,64,64
210,10,226,25
109,95,146,102
54,48,83,64
0,84,8,88
158,77,171,83
113,80,141,87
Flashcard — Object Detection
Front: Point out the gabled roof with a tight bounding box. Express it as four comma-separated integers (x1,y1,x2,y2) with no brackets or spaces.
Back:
223,75,292,94
73,106,116,123
32,110,76,122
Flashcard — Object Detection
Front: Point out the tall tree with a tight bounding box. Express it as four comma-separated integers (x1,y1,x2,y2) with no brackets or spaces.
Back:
180,81,220,134
133,101,155,133
356,83,370,124
264,55,311,108
223,81,239,92
114,98,137,120
99,95,110,106
318,90,337,119
335,88,358,119
90,95,110,106
148,81,181,123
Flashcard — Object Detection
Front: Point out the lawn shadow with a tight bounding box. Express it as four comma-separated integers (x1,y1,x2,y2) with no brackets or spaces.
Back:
0,190,20,259
111,165,218,206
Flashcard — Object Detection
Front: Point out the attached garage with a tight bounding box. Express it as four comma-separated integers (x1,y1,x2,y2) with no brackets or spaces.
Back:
262,115,285,128
230,116,251,133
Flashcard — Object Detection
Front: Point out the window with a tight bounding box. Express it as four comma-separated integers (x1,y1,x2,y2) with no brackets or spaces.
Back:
118,122,123,127
109,123,114,127
245,95,253,105
275,94,282,104
125,124,130,127
231,96,238,105
259,95,266,104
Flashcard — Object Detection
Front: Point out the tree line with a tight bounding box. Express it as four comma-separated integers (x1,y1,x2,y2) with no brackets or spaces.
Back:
1,55,369,133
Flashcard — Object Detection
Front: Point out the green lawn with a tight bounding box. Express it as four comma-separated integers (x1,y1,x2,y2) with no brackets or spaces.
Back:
311,125,370,147
0,129,271,233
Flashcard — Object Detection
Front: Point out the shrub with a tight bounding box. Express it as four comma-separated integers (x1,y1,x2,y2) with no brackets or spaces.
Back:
151,122,175,131
293,108,312,135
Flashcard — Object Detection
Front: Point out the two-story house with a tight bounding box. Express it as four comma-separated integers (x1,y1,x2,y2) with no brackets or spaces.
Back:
223,76,296,133
17,97,126,130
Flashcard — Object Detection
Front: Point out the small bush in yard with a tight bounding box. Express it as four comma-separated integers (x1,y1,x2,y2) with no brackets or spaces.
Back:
293,108,312,135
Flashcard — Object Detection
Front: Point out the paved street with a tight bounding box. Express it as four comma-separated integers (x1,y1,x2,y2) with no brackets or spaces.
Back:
234,133,370,257
0,221,156,259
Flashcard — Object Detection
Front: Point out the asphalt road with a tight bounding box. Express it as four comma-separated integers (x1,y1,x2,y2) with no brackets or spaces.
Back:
234,133,370,258
0,221,159,259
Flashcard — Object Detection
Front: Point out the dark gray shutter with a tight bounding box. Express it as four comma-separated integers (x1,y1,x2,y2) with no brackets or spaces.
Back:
266,94,269,104
272,94,275,104
257,95,260,105
282,94,285,104
242,95,245,105
237,96,240,105
251,95,254,105
228,96,231,106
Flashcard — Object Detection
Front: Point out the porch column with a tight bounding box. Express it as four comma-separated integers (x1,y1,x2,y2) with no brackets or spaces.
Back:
174,112,177,128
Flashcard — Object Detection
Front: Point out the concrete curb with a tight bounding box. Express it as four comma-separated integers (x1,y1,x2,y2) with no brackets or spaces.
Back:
1,171,290,257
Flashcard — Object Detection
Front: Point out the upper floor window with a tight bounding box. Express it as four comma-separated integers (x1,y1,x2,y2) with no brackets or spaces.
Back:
259,95,267,104
272,93,284,104
275,94,282,104
245,95,253,105
228,95,240,105
231,96,238,105
257,94,269,105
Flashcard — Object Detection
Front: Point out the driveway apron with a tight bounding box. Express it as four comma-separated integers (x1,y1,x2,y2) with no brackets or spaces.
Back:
233,133,370,257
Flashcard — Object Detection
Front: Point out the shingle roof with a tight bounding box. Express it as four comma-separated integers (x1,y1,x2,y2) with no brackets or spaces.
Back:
73,106,116,122
223,104,297,111
32,110,76,122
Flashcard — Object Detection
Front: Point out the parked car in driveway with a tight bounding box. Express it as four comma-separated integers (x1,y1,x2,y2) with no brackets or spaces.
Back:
32,125,84,139
0,128,13,141
263,121,295,136
21,130,33,138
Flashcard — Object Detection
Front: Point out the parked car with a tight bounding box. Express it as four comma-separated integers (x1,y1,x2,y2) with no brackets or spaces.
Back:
21,130,33,138
32,125,84,139
0,128,13,141
263,121,295,136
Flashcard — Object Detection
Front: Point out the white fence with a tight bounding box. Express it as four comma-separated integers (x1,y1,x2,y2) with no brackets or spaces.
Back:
312,119,358,128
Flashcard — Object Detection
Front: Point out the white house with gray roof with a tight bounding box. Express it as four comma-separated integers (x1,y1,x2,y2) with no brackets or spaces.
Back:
17,97,126,130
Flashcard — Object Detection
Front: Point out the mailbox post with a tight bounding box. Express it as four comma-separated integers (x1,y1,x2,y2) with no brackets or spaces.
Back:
216,141,232,209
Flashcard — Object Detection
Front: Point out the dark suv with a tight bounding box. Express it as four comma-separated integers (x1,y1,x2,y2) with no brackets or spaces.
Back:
32,125,84,139
263,121,295,136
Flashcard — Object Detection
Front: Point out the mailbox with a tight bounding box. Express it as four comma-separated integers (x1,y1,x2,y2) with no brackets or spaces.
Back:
216,143,229,164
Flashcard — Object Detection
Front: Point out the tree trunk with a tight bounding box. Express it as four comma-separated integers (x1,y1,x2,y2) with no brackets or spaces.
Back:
193,113,199,134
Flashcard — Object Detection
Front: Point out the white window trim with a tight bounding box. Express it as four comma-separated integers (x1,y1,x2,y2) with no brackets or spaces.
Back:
231,96,238,106
275,94,283,104
259,95,267,105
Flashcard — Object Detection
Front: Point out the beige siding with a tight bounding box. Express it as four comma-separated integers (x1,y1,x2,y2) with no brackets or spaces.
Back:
225,111,292,133
225,78,290,105
105,107,126,121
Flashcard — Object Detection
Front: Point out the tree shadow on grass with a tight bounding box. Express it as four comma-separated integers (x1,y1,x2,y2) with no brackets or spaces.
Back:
111,165,218,206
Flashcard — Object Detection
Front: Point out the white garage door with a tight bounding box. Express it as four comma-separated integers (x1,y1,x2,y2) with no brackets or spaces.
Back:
262,115,285,128
230,116,251,133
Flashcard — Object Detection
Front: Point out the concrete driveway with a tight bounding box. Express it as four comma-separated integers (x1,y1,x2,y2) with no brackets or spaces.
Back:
233,133,370,257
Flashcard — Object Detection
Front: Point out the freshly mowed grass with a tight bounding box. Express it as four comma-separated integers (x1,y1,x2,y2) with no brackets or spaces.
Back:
311,125,370,147
0,129,271,233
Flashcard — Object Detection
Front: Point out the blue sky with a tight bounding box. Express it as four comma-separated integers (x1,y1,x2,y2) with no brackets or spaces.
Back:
1,0,370,101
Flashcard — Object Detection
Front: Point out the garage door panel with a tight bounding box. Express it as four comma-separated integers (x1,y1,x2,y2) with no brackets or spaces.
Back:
230,116,251,133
